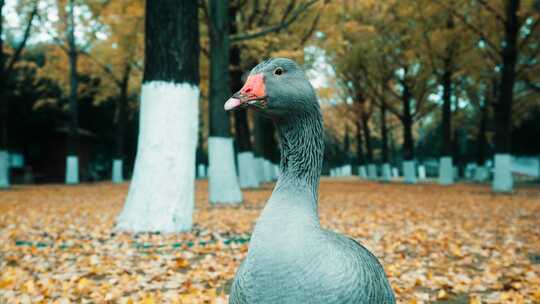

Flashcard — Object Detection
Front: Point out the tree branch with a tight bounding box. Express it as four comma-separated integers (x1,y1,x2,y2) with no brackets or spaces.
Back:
231,0,319,42
433,0,501,56
5,2,38,76
476,0,506,24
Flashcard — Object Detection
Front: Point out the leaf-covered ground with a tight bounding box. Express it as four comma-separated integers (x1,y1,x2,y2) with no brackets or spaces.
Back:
1,179,539,303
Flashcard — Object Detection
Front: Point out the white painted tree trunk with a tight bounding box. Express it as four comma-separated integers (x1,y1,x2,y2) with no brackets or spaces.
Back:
492,153,513,192
0,150,10,188
209,137,243,204
264,159,274,181
381,163,391,181
112,159,123,184
418,165,426,180
438,156,454,185
341,164,352,176
358,166,367,179
392,167,399,178
403,160,417,184
256,157,268,183
197,164,207,178
367,164,377,180
65,155,79,184
237,151,259,188
474,165,489,182
116,83,199,232
273,165,280,179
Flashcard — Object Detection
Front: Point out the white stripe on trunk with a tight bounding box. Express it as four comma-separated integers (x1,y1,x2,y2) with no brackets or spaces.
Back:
418,165,426,180
403,160,417,184
237,151,260,188
358,166,367,179
492,153,513,192
112,159,123,184
381,163,391,181
438,156,454,185
0,150,10,188
367,164,377,180
116,82,199,232
209,137,243,204
65,155,79,184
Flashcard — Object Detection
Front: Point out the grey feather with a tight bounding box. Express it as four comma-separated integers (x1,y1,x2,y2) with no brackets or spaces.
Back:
229,58,396,304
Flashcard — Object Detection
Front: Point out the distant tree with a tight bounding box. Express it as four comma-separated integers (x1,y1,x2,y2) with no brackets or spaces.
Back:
434,0,540,191
83,0,143,183
115,1,200,232
0,0,37,188
203,0,322,203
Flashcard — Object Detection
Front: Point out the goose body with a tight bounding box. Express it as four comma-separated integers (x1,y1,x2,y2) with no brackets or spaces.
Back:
225,58,395,304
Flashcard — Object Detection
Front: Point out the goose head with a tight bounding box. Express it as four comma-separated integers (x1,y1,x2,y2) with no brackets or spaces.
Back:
224,58,319,118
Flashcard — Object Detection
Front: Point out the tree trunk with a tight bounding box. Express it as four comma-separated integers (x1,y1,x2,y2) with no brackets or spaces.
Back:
441,67,452,157
208,0,242,203
0,0,6,150
230,7,258,188
402,83,414,161
65,0,79,184
438,61,455,185
254,113,279,182
361,112,373,164
476,102,487,167
116,0,200,232
112,64,130,184
401,82,416,183
493,0,520,192
380,102,389,164
355,121,366,165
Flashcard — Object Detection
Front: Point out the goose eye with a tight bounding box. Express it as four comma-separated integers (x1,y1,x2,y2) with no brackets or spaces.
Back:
273,67,284,76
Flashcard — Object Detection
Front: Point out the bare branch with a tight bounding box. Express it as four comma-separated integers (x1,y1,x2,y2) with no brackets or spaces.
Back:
5,2,38,76
433,0,501,56
231,0,319,42
476,0,506,24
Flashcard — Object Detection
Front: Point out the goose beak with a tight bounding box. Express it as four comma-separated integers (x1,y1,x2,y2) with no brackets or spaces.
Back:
224,74,267,111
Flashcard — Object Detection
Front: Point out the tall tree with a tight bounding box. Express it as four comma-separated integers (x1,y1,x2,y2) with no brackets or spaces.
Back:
0,0,37,188
434,0,540,191
207,0,243,204
83,0,143,183
204,0,322,203
116,1,200,232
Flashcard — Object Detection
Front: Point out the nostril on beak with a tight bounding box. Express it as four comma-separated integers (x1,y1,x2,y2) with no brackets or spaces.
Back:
244,88,252,93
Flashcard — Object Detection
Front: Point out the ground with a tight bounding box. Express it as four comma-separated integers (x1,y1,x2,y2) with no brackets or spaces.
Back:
0,179,539,304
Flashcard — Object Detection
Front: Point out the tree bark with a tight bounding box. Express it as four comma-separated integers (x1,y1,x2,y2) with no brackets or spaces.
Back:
494,0,520,154
355,121,366,165
116,0,201,232
67,0,79,156
361,112,373,163
230,5,252,152
115,64,130,159
380,102,389,163
0,0,6,150
476,102,488,166
402,82,415,161
441,64,453,157
209,0,231,138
